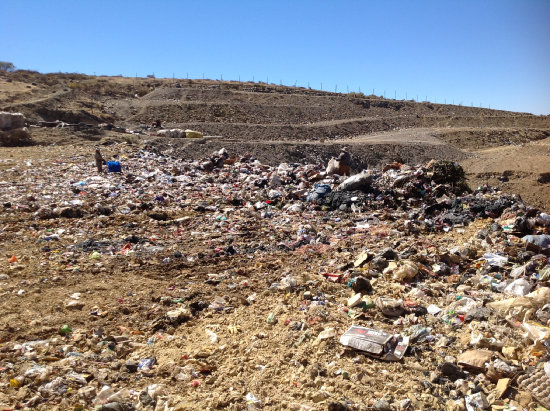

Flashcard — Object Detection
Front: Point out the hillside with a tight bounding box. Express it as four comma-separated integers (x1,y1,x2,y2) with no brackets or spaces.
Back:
1,70,549,210
1,71,550,410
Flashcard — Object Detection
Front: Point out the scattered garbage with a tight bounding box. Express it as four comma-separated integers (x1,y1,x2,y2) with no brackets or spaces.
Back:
339,325,409,361
1,145,549,409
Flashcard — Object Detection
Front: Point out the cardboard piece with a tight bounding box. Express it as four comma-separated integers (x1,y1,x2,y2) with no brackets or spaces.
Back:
457,349,493,370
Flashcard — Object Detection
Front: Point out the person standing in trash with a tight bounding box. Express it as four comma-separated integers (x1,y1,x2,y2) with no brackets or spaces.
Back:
94,148,105,173
338,147,351,176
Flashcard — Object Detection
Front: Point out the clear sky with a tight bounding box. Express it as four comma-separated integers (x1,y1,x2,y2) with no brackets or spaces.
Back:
2,0,549,114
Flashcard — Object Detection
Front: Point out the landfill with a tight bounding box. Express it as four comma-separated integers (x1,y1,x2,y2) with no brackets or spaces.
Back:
0,142,550,410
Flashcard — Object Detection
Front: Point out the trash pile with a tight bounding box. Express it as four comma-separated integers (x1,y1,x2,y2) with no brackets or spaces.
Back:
0,144,549,410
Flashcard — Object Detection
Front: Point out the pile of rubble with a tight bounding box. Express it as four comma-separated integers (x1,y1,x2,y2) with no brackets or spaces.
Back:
0,111,33,147
0,145,549,410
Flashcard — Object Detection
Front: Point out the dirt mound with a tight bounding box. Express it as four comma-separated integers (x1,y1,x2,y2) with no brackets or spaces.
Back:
462,136,550,211
438,127,550,150
0,128,34,147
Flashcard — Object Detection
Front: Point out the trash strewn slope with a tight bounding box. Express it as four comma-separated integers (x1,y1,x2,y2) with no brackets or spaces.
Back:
0,143,549,410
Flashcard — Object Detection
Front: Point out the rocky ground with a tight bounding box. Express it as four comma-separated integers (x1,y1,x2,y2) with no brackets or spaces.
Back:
1,71,549,410
1,71,549,212
0,141,549,410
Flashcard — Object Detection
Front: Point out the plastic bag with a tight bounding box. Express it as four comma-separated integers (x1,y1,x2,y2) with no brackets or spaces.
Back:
504,278,532,296
522,321,550,342
522,234,550,248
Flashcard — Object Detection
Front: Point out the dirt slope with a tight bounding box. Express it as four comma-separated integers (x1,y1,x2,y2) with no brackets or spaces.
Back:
1,72,550,410
1,70,549,211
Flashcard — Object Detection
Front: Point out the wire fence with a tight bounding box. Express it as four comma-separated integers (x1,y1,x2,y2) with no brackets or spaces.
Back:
124,71,490,109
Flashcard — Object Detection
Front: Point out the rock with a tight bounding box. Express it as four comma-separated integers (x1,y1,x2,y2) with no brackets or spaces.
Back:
327,402,349,411
139,390,156,407
59,206,84,218
438,362,468,381
125,362,138,373
36,207,55,219
95,204,113,216
0,112,25,131
465,307,491,322
0,127,34,147
380,248,397,260
317,328,336,340
371,256,389,271
373,399,392,411
352,276,372,293
148,212,168,221
15,386,30,401
311,391,328,403
97,402,135,411
165,307,191,323
65,300,84,310
309,363,326,379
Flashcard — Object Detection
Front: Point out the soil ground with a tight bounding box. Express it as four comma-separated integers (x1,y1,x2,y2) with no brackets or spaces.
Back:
0,72,549,409
2,71,548,211
0,142,545,410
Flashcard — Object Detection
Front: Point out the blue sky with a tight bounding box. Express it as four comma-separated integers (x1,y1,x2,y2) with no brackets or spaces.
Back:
2,0,549,114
